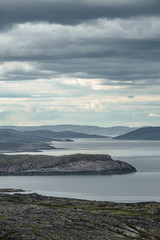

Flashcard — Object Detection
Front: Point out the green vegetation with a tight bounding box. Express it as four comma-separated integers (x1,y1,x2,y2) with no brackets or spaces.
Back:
0,192,159,239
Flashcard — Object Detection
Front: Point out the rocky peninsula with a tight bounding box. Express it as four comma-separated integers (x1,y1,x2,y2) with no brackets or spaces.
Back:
0,153,136,175
0,192,159,239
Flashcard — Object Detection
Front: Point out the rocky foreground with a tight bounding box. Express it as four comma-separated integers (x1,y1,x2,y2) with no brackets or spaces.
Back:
0,153,136,175
0,192,159,240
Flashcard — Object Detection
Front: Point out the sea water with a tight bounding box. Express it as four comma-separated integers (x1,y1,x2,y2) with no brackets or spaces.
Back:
0,139,160,202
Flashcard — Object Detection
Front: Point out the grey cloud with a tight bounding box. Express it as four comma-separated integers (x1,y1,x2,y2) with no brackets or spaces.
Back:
0,92,31,98
29,38,160,81
0,0,160,30
0,0,160,127
128,96,135,98
0,69,54,81
1,38,160,63
0,36,160,87
0,0,159,94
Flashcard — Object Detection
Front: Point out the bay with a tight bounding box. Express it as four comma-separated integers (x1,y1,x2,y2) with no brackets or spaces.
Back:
0,139,160,202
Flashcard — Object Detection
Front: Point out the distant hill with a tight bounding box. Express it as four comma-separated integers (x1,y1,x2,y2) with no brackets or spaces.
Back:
0,129,106,152
0,129,106,143
115,127,160,140
0,125,137,137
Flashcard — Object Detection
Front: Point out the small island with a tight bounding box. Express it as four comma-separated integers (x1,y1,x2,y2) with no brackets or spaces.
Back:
0,153,136,175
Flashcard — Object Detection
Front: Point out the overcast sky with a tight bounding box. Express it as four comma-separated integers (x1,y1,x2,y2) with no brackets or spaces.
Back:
0,0,160,127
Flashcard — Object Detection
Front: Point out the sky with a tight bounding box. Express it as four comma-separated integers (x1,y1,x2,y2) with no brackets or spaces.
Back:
0,0,160,127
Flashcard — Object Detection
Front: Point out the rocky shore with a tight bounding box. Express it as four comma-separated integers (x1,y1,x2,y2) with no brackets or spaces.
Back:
0,188,25,193
0,192,159,239
0,153,136,175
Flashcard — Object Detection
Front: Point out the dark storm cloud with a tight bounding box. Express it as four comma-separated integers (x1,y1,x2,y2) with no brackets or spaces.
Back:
0,0,160,29
0,65,54,81
0,0,160,93
1,37,159,85
1,37,160,63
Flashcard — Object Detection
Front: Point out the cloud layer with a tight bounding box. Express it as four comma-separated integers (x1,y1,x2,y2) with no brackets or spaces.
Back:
0,0,159,29
0,0,160,126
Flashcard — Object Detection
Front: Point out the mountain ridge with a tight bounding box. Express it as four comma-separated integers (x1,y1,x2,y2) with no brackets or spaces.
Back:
0,129,106,152
0,125,137,137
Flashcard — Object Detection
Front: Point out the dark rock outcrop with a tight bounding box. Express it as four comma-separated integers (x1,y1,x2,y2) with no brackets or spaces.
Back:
0,154,136,175
0,188,25,193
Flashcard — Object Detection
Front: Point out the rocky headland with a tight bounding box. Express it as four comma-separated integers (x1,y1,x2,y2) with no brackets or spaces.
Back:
0,153,136,175
0,192,159,239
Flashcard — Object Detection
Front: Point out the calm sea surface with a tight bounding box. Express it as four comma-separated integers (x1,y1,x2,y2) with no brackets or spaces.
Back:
0,139,160,202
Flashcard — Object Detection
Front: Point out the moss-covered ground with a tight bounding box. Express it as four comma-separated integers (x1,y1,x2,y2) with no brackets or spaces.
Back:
0,192,159,239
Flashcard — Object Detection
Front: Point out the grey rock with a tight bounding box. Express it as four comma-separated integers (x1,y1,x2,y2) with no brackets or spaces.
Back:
0,193,159,240
0,154,136,175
